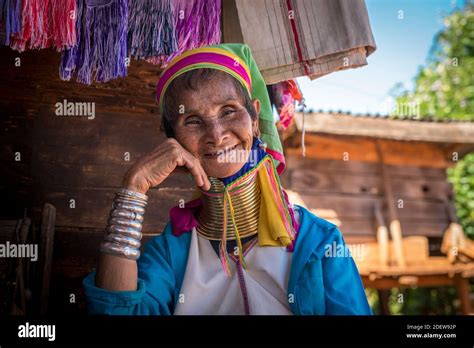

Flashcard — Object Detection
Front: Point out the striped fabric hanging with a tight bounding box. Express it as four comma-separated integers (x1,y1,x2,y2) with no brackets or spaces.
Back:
60,0,129,85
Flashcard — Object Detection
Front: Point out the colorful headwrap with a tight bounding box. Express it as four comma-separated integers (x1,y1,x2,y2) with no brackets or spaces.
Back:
156,43,286,174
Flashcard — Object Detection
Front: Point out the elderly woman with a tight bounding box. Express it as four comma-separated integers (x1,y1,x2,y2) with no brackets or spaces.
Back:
83,44,372,315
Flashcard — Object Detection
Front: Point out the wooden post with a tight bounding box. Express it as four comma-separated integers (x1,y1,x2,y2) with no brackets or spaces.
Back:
375,140,406,268
377,289,391,315
454,276,472,315
374,202,389,267
39,203,56,317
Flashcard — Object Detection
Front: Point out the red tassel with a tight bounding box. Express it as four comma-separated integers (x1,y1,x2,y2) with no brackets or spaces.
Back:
11,0,76,52
51,0,76,51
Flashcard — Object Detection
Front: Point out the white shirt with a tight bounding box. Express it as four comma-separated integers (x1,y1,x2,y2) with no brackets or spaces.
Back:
174,227,294,315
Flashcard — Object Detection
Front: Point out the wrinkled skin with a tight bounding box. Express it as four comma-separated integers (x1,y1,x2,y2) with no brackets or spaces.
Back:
123,74,260,193
98,74,261,291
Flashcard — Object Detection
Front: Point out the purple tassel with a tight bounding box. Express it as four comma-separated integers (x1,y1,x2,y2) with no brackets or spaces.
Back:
146,0,221,66
128,0,177,59
60,0,128,84
0,0,21,46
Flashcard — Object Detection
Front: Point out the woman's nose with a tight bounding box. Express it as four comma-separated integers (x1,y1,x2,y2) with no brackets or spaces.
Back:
205,121,229,146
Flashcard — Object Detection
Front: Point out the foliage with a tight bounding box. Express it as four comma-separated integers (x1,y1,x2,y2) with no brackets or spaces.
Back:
393,2,474,121
392,2,474,241
371,2,474,315
448,153,474,239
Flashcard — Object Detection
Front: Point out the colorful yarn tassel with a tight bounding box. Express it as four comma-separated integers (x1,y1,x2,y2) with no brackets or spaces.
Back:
219,188,232,276
10,0,50,51
273,79,303,129
10,0,76,52
60,0,129,84
146,0,221,66
51,0,76,51
0,0,21,46
128,0,177,60
219,185,248,277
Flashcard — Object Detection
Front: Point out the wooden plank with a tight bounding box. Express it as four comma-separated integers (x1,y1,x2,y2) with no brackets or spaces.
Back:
286,133,379,163
32,161,194,189
308,214,448,238
52,228,156,265
300,194,448,221
285,134,451,168
287,170,381,195
285,168,449,199
361,275,456,289
39,204,56,317
391,178,451,200
284,156,447,179
37,187,196,232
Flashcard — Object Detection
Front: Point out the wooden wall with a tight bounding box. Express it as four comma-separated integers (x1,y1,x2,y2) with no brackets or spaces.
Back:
0,46,457,315
281,133,454,252
0,47,195,315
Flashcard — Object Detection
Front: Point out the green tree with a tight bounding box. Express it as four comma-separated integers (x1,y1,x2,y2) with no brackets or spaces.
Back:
385,2,474,315
393,2,474,240
394,2,474,121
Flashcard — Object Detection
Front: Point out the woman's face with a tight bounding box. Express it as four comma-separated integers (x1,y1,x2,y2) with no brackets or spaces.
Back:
171,74,260,178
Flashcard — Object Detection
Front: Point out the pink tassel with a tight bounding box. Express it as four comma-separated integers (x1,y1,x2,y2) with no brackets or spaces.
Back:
11,0,76,52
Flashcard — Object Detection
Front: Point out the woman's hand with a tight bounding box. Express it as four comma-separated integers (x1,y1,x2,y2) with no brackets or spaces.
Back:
122,138,211,194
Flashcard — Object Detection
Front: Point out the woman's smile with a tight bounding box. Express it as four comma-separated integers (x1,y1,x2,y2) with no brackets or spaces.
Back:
203,143,241,159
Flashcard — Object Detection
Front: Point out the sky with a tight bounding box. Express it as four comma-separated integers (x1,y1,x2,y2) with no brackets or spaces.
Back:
296,0,466,115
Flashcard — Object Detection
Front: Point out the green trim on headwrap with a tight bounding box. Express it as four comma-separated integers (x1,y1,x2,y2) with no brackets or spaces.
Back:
226,44,285,174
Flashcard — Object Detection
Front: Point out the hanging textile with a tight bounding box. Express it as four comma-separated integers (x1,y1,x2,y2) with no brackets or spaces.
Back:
146,0,221,66
0,0,21,46
10,0,76,52
222,0,376,84
128,0,177,60
272,79,303,129
60,0,128,85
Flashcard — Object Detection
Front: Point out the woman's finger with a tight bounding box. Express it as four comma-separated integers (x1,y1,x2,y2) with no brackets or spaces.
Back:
180,152,205,188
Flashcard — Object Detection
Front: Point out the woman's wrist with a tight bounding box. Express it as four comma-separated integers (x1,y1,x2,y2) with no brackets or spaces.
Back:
122,171,149,194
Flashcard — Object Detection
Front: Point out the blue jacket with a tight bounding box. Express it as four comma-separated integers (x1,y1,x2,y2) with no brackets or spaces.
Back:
83,205,372,315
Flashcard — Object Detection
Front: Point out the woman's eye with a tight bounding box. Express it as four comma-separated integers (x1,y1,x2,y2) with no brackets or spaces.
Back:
222,110,236,117
184,118,201,125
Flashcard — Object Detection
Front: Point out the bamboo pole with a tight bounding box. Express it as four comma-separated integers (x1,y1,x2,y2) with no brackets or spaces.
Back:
374,202,389,267
375,140,406,268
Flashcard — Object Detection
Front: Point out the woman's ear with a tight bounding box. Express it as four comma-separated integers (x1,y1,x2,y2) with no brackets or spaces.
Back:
252,99,261,138
252,98,261,116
